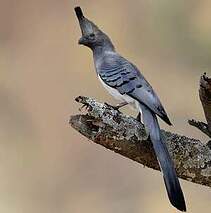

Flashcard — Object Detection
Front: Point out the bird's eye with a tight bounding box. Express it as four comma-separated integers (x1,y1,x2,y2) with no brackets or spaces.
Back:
89,33,95,39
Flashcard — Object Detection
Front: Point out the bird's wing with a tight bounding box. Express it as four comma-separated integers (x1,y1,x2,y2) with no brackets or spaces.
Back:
98,55,171,125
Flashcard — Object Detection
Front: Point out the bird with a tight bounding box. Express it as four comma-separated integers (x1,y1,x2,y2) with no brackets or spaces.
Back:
74,6,186,212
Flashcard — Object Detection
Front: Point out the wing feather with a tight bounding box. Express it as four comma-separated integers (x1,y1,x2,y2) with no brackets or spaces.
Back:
98,54,171,125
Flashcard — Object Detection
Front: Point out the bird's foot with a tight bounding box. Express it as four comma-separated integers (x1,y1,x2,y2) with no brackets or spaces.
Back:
104,102,120,111
104,102,128,111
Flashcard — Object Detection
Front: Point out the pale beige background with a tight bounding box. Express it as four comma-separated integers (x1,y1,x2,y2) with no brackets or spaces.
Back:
1,0,211,212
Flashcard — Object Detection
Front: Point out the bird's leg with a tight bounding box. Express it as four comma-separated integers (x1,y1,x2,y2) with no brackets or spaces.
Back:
136,112,150,140
116,102,128,109
104,101,128,110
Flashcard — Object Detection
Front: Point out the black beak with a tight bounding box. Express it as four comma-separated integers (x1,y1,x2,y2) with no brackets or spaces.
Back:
78,37,86,45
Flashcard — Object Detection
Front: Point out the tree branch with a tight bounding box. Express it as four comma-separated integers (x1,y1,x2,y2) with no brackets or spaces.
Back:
188,119,211,138
189,73,211,137
70,96,211,188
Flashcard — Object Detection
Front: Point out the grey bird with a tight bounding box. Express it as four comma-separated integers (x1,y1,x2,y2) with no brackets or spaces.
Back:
74,6,186,212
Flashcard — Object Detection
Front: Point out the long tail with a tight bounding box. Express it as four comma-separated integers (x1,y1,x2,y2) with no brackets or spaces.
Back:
139,103,186,212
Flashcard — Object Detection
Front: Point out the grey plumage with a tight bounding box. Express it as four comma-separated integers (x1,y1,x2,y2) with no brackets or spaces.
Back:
74,6,186,211
98,54,172,125
140,103,186,211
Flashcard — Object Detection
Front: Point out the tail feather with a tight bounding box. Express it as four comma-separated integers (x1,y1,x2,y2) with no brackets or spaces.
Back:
139,103,186,212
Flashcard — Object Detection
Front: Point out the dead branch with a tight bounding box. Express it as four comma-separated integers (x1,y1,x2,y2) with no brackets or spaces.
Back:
189,73,211,137
70,96,211,188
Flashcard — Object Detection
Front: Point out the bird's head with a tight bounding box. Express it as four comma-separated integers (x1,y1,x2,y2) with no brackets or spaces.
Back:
74,7,114,50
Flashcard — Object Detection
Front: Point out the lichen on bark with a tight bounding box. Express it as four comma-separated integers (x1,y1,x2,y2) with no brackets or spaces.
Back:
70,96,211,188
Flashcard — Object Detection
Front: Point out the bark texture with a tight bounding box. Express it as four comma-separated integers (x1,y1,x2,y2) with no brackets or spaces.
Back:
70,96,211,188
189,73,211,137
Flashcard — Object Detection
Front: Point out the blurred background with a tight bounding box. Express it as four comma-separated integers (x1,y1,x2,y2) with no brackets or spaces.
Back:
1,0,211,212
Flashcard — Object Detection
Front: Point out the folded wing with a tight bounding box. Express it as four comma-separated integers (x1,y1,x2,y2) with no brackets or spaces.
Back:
99,54,172,125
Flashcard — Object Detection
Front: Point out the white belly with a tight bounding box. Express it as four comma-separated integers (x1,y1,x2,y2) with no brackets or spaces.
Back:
98,75,140,111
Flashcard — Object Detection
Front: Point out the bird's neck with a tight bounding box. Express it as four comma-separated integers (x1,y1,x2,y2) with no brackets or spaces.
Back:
92,42,115,61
